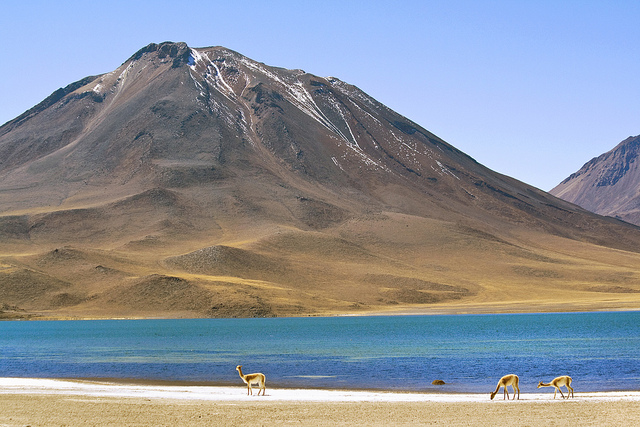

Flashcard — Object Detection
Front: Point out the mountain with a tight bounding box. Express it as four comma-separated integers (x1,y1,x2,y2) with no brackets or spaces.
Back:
2,42,640,319
550,135,640,225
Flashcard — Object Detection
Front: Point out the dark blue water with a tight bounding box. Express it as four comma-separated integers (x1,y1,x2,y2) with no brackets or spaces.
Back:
1,312,639,393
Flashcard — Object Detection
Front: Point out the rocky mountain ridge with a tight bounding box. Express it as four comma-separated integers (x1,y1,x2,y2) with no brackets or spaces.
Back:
551,134,640,225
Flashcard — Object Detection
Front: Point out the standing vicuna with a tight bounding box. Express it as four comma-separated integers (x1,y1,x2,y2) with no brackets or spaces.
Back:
236,365,266,396
537,375,574,399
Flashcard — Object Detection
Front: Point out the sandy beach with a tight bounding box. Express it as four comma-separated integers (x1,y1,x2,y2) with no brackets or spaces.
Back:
1,378,639,426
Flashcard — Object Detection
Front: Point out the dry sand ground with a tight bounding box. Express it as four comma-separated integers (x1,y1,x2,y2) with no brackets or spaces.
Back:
1,379,639,426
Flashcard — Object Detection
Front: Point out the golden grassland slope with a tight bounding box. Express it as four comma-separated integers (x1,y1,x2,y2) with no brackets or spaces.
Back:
2,209,640,319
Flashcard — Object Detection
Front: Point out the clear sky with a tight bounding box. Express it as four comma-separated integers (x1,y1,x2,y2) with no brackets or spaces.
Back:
1,0,638,191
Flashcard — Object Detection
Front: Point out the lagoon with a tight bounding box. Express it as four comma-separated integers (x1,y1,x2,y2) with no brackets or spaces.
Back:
1,311,639,393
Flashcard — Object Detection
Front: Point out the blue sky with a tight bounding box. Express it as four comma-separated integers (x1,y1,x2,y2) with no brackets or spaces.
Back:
1,0,638,191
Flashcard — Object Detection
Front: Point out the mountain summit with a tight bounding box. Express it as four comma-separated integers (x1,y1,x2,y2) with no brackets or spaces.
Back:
551,135,640,225
2,42,640,319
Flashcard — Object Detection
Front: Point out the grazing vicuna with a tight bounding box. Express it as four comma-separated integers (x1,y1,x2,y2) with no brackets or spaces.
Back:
490,374,520,400
236,365,266,396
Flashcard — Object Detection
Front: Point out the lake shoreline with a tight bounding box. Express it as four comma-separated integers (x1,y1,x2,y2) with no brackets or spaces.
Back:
2,377,639,402
4,376,640,395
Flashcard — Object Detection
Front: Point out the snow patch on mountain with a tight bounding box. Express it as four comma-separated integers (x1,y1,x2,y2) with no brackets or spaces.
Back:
435,160,460,179
189,49,237,102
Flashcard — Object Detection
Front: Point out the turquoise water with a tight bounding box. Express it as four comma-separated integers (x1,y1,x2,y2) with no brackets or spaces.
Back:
1,312,639,393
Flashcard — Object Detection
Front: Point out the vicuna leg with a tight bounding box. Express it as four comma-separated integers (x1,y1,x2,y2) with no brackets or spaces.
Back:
566,383,574,398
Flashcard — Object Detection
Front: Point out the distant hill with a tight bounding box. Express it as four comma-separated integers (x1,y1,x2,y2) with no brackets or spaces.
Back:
2,42,640,319
551,135,640,225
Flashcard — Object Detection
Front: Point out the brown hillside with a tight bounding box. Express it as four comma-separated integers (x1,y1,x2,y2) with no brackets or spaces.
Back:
1,42,640,319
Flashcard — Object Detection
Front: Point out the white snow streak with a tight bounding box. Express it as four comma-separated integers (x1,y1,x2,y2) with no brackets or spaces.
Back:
435,160,459,179
189,49,236,102
238,57,357,144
